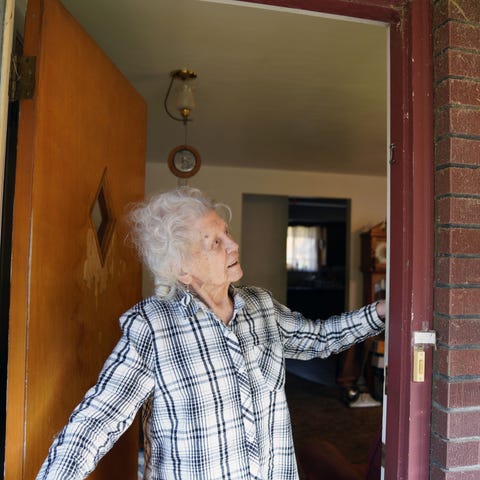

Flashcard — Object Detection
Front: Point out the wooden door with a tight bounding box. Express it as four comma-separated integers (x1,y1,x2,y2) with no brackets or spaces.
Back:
5,0,146,478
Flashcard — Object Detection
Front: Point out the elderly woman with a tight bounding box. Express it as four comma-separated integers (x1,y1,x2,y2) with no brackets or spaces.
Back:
37,187,386,480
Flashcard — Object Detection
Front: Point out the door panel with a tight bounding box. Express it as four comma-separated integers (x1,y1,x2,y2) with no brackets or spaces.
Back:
5,0,146,478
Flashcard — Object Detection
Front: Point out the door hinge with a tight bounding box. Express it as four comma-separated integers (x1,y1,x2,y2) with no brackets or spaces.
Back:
9,55,36,101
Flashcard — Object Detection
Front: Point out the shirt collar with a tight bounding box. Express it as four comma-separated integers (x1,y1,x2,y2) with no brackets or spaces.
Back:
230,284,245,312
172,284,246,318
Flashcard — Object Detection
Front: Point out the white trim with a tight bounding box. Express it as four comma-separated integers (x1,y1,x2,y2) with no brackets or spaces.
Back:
0,0,15,243
381,21,391,480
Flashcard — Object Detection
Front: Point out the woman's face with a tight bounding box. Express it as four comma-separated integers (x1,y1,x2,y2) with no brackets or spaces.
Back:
182,210,243,292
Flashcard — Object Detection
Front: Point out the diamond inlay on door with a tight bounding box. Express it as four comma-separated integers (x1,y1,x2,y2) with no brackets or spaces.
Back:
90,169,115,265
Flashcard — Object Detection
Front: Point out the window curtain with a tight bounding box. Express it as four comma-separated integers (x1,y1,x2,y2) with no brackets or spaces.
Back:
286,226,327,271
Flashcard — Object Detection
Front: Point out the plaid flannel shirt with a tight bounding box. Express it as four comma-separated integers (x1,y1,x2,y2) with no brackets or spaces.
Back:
36,285,384,480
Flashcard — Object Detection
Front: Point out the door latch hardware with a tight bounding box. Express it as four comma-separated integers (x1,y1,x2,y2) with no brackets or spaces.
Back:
413,347,425,382
389,143,396,164
413,330,436,348
412,330,436,383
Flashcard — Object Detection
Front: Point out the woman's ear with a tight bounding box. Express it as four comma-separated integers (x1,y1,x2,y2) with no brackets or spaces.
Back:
177,269,192,285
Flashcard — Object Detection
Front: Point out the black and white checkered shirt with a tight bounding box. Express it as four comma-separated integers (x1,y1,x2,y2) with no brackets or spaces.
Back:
37,285,384,480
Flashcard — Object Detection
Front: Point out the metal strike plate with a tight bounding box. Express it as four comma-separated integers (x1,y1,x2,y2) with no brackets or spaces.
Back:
413,330,436,348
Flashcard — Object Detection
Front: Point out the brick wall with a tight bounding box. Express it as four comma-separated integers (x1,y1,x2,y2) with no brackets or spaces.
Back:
432,0,480,478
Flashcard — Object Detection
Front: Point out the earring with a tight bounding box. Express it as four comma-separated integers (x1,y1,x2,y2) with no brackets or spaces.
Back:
180,283,192,307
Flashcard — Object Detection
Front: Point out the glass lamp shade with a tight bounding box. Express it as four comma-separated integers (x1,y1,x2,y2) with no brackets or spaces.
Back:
175,82,195,113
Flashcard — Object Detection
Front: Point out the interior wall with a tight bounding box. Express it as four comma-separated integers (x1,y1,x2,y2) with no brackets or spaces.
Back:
144,162,387,310
241,194,289,304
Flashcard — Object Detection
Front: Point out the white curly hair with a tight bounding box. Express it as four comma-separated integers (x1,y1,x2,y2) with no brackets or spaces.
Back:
128,186,231,298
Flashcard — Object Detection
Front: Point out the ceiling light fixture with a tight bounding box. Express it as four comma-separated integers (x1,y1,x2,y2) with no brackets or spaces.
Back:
164,68,197,124
164,68,201,182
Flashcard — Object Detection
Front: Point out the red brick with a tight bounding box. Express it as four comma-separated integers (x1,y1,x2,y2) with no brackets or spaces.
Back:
432,464,480,480
436,257,480,284
435,79,480,109
434,0,480,25
432,404,480,437
436,137,480,167
436,316,480,346
436,108,480,138
436,168,480,196
433,375,480,408
434,22,480,54
437,227,480,255
435,51,480,83
431,434,480,468
436,287,480,316
436,197,480,225
436,347,480,376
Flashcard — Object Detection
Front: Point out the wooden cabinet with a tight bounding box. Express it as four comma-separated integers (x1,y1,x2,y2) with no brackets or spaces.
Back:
360,222,386,400
360,221,386,304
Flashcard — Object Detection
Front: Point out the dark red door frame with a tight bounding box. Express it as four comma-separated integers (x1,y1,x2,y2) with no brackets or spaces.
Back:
387,1,434,479
242,1,434,478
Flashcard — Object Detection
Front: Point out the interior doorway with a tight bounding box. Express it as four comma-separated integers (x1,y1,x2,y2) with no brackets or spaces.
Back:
286,196,349,320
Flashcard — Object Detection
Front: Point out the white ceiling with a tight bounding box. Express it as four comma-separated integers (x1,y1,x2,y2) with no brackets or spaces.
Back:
15,0,388,176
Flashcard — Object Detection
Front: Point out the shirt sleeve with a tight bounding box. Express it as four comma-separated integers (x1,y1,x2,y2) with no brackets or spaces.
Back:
36,311,155,480
273,298,385,360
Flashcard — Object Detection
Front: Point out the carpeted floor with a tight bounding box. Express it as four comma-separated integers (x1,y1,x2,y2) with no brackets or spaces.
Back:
285,372,383,479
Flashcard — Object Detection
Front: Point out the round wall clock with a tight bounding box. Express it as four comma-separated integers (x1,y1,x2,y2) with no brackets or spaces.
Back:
374,240,387,266
167,145,201,178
